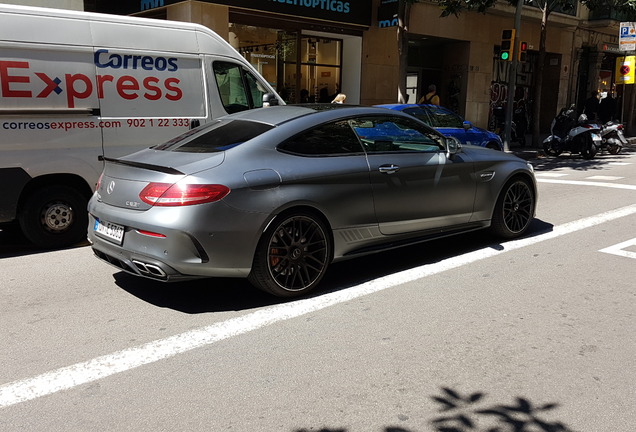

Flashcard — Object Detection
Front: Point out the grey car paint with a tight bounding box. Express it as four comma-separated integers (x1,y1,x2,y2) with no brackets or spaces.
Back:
87,105,536,297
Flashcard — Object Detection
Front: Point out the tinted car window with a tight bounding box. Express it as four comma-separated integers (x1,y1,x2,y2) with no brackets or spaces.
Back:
350,116,443,153
422,105,464,128
154,119,273,153
402,107,433,125
279,120,364,156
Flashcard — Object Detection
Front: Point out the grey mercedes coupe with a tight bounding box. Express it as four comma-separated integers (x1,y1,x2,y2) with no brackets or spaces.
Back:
87,105,537,298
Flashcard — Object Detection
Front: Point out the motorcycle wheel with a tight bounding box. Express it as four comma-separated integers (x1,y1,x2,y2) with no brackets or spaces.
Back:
581,136,597,160
608,144,622,155
543,141,562,156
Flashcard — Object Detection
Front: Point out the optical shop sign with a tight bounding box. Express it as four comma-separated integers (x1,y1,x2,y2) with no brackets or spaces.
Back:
139,0,372,26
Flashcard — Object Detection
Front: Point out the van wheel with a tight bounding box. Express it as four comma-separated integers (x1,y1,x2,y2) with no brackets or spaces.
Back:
18,185,88,249
248,212,332,297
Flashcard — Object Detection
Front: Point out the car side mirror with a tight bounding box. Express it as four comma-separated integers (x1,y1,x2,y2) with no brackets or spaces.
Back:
463,120,471,131
262,93,279,107
445,136,462,157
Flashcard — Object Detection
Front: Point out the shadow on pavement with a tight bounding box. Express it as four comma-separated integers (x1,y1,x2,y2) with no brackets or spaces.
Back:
0,222,89,258
113,218,553,313
113,272,281,313
293,387,576,431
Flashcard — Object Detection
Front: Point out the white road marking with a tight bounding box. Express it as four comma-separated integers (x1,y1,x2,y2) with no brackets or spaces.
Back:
537,178,636,191
2,204,636,408
534,173,569,177
609,162,632,166
585,175,624,181
599,238,636,260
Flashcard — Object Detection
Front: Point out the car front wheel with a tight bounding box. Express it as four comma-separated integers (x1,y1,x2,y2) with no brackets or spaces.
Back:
490,178,535,239
248,212,332,297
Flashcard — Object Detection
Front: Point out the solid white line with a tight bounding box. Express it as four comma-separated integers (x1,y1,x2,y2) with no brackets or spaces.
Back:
537,178,636,191
534,173,569,177
3,204,636,408
585,176,624,181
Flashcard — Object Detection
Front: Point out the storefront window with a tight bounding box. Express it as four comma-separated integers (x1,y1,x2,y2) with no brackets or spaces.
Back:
229,23,342,103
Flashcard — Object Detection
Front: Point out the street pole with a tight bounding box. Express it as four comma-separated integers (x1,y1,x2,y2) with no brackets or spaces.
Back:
503,0,524,152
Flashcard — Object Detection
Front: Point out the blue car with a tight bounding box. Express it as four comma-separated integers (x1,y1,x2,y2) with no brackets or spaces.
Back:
376,104,503,151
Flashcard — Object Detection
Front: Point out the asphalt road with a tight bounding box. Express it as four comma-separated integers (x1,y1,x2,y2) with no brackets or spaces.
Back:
2,146,636,431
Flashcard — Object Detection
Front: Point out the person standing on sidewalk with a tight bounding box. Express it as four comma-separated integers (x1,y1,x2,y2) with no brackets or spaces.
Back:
582,90,599,121
598,90,617,124
418,84,440,105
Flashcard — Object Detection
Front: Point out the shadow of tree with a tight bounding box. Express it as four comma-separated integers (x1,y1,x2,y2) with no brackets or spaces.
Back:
430,387,575,432
292,387,576,432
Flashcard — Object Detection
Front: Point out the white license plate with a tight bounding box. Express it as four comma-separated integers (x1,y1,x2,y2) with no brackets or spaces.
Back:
591,133,602,142
94,218,124,244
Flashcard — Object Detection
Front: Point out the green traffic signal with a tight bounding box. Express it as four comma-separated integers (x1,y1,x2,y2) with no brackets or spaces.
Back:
500,29,515,62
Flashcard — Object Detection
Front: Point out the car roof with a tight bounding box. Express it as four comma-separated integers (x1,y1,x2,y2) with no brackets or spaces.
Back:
223,104,419,126
375,103,444,110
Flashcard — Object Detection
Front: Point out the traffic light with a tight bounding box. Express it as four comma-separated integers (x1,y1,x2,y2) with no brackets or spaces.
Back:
499,29,515,61
518,40,528,62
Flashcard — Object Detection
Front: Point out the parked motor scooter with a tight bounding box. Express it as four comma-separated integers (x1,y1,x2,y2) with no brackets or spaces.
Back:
493,105,523,145
542,105,602,160
599,120,628,155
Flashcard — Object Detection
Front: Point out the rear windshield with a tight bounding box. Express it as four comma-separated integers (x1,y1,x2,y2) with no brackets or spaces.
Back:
153,119,274,153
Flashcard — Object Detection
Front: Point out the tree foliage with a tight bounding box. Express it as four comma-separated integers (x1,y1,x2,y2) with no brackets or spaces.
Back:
435,0,636,18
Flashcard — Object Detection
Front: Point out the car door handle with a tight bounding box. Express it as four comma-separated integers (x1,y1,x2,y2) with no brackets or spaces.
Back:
378,164,400,174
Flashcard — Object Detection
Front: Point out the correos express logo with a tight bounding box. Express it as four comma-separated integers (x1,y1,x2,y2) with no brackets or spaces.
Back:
0,49,183,108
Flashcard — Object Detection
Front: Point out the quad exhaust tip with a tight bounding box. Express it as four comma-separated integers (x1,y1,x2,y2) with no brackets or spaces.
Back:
132,260,167,278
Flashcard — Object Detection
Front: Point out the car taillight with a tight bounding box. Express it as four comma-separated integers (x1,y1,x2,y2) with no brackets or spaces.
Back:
139,183,230,206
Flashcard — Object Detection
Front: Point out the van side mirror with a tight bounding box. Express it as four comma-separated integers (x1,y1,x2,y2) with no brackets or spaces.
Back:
262,93,279,107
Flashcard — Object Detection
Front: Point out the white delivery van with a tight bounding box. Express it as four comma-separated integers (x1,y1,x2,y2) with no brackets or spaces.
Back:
0,4,282,248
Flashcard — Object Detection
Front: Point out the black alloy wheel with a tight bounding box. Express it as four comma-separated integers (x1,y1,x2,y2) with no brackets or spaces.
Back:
249,212,332,297
491,178,535,239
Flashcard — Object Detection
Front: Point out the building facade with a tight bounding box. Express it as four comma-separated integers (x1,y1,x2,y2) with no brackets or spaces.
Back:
10,0,633,132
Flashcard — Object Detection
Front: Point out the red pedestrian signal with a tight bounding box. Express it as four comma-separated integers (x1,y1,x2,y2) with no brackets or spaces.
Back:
518,41,528,62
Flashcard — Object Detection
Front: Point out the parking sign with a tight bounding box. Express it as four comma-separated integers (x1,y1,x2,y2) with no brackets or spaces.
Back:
620,22,636,51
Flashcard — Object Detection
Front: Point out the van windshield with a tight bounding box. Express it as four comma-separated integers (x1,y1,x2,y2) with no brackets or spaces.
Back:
153,119,273,153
